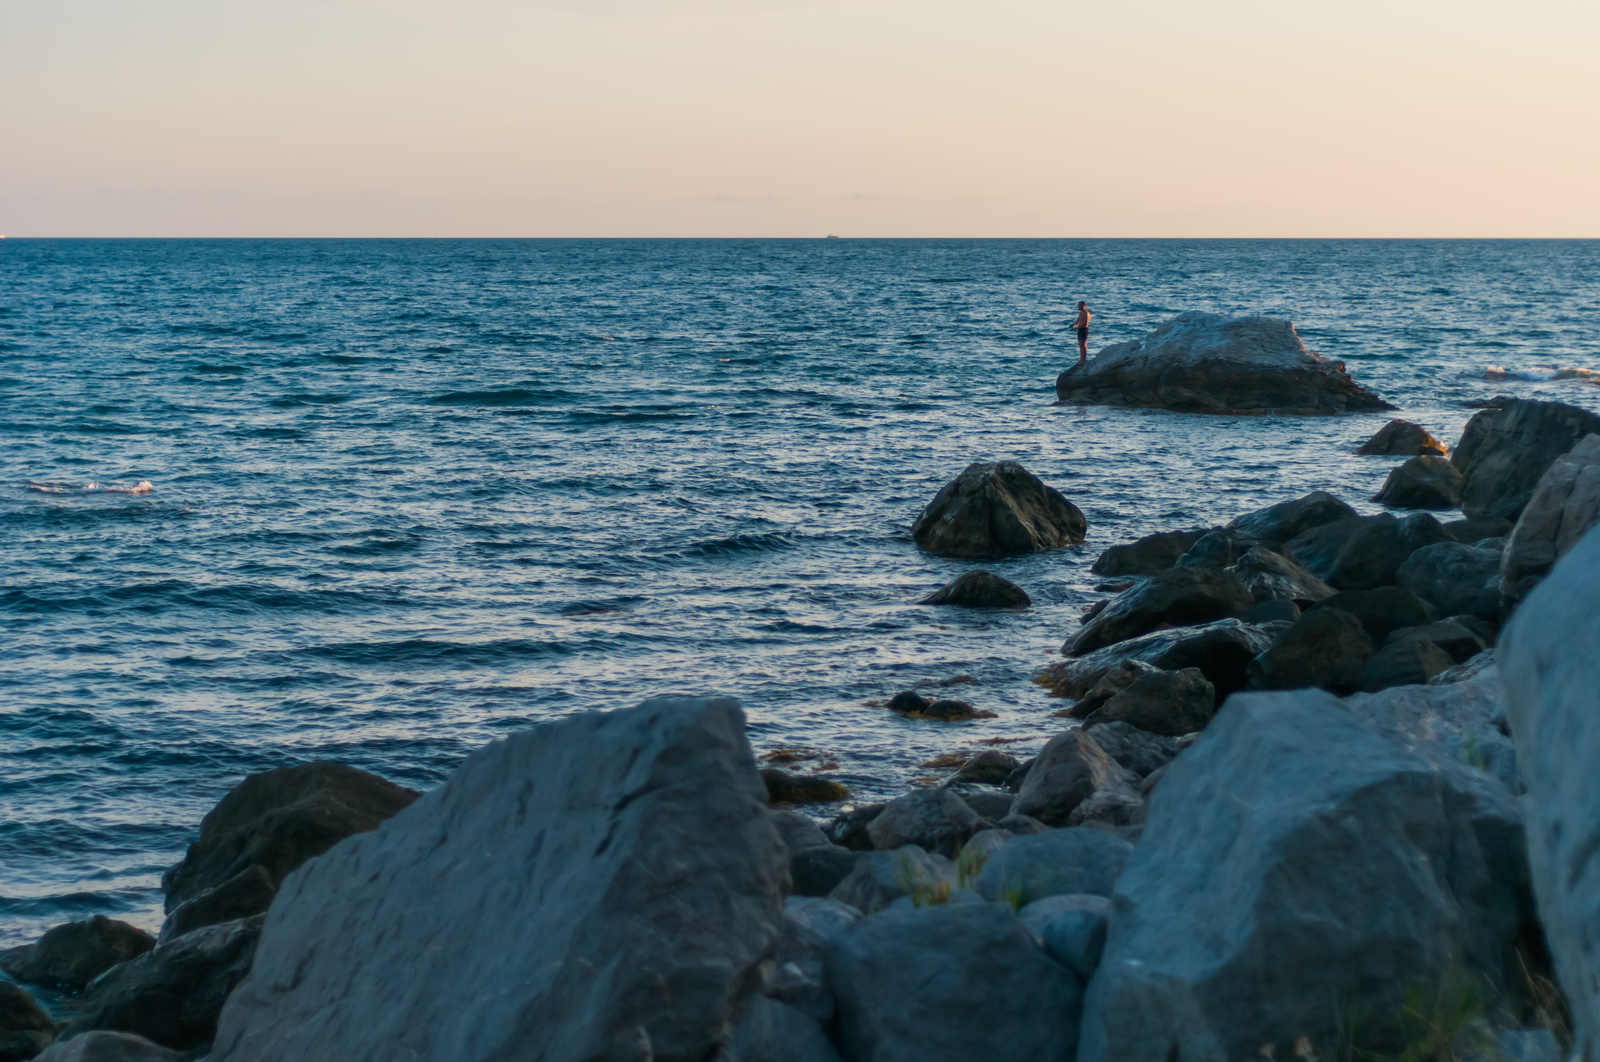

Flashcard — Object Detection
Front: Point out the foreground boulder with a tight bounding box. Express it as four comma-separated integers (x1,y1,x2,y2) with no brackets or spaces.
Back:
0,982,54,1062
917,569,1030,607
1069,567,1253,655
1079,690,1536,1062
1452,398,1600,520
1501,525,1600,1057
32,1033,185,1062
60,915,264,1050
1500,433,1600,606
1054,312,1393,415
1373,455,1464,510
1012,730,1137,826
825,902,1082,1062
910,461,1085,559
1246,607,1374,694
1357,419,1448,456
971,828,1134,906
867,790,989,858
1,915,155,990
161,761,418,928
212,697,787,1062
727,997,841,1062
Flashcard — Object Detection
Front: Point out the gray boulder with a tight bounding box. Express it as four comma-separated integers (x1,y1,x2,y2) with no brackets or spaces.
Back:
1225,490,1358,543
212,697,787,1062
1452,398,1600,520
728,998,842,1062
790,845,863,898
1062,658,1163,719
1,915,155,990
910,461,1085,559
825,902,1082,1062
1078,689,1536,1062
1226,546,1334,606
1285,511,1452,590
867,789,989,859
1069,567,1254,655
1357,419,1448,456
1091,529,1207,577
1397,542,1502,621
1054,312,1391,415
771,810,831,855
1373,454,1464,510
917,569,1031,607
1012,729,1138,826
60,915,264,1050
948,750,1020,786
1082,721,1178,778
1387,619,1487,664
1310,586,1437,643
0,982,54,1062
159,865,275,945
1444,515,1516,543
1356,636,1455,692
971,827,1134,906
1173,531,1239,569
1500,433,1600,606
1037,895,1113,981
769,897,862,1025
1246,607,1374,694
1046,618,1287,704
821,804,885,851
1500,525,1600,1059
828,846,955,915
1083,667,1214,736
31,1033,185,1062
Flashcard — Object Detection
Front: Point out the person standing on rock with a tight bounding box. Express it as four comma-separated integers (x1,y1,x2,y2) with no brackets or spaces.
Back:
1072,301,1091,364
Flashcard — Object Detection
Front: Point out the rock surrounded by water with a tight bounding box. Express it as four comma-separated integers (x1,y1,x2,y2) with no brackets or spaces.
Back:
911,461,1085,559
1054,312,1393,415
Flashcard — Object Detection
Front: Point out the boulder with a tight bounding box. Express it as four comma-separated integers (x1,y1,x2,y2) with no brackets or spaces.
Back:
948,750,1020,786
1373,455,1465,510
161,761,417,918
948,787,1011,822
1078,689,1537,1062
770,810,831,855
1062,658,1163,719
884,690,928,715
910,461,1085,559
1081,720,1178,778
0,982,54,1062
790,845,863,898
886,693,993,721
1037,895,1113,981
1500,433,1600,606
1083,667,1215,736
1226,546,1334,606
1500,525,1600,1058
1068,789,1146,830
1397,542,1502,621
1310,587,1437,643
769,896,861,1024
1386,620,1487,664
1225,490,1359,543
825,902,1083,1062
31,1033,185,1062
1053,312,1392,415
1453,398,1600,520
828,846,955,915
917,569,1030,607
1356,636,1455,692
1012,729,1138,826
158,865,275,945
727,998,842,1062
1246,607,1374,694
1090,529,1207,577
1443,515,1516,543
1172,531,1239,569
867,789,989,859
1045,618,1288,703
1237,598,1300,624
1069,567,1254,655
821,804,885,851
1,915,155,990
762,769,850,804
1320,512,1452,591
972,827,1135,906
60,915,264,1050
1357,419,1449,456
211,697,787,1062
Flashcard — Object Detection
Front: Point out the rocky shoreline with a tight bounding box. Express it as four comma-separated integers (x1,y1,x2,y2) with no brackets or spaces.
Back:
5,379,1600,1060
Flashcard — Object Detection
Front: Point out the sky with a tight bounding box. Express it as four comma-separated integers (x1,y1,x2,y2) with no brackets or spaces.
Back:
1,0,1597,237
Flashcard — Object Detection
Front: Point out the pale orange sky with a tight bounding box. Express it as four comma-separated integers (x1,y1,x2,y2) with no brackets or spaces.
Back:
2,0,1596,237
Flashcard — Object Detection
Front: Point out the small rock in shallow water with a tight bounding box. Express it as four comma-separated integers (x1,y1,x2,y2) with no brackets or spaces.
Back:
1357,419,1448,456
1373,455,1464,510
1,915,155,991
910,461,1086,559
948,750,1019,786
762,769,850,805
917,569,1031,608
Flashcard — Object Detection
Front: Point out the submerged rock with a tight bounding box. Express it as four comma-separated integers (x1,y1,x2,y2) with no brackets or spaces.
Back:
211,697,787,1062
1,915,155,990
1054,312,1392,415
917,569,1030,607
762,769,850,805
1373,455,1464,510
1078,689,1536,1062
1499,432,1600,606
1069,567,1254,655
1452,398,1600,520
1357,419,1449,456
910,461,1085,559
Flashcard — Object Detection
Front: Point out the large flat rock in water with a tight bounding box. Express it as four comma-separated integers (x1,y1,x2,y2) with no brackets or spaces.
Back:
1055,311,1392,415
212,697,787,1062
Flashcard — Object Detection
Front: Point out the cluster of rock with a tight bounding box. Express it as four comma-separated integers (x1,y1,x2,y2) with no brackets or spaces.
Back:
1054,312,1394,415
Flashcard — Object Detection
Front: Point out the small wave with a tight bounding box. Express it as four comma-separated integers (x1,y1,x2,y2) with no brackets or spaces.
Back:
427,389,572,406
679,532,798,558
1485,365,1600,382
191,363,247,374
26,480,153,495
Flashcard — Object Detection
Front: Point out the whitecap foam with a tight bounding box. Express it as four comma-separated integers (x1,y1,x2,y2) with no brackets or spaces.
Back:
1485,365,1600,382
24,480,153,495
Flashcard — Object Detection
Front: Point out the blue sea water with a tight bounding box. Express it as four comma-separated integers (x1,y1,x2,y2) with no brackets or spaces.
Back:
2,237,1598,947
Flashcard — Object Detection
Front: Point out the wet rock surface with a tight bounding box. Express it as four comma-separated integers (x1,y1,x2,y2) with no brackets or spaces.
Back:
1,916,155,991
763,768,851,805
910,461,1085,559
1357,419,1449,456
1373,454,1464,510
1090,529,1207,577
1069,567,1254,655
916,569,1031,607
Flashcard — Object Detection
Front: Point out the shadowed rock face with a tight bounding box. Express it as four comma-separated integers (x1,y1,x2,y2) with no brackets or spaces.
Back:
911,461,1085,559
1373,455,1464,510
1357,419,1449,456
1069,567,1254,656
1054,312,1392,415
917,569,1030,608
211,697,788,1062
1452,398,1600,520
1,915,155,990
1500,433,1600,606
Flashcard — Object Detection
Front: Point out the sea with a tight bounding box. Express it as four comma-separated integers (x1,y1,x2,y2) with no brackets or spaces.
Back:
3,238,1598,949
